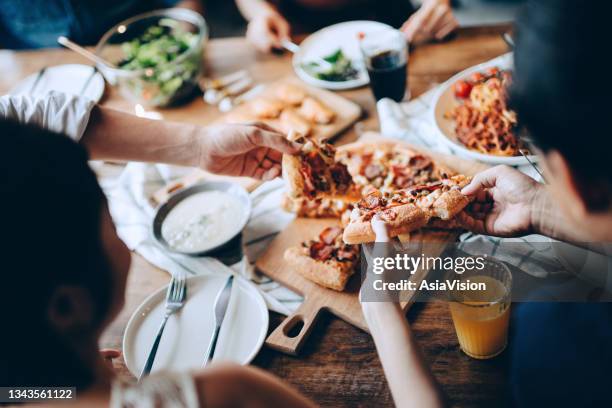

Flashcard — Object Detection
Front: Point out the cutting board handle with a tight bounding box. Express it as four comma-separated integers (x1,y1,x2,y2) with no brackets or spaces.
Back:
265,299,321,355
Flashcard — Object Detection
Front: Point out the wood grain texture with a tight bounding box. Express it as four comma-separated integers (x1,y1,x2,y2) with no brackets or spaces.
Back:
1,25,512,407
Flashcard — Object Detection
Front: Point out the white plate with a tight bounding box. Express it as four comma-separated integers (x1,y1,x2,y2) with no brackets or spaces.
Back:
10,64,105,102
293,20,395,90
123,274,268,376
431,53,538,166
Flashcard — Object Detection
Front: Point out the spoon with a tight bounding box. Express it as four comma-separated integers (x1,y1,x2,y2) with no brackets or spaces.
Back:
57,36,116,70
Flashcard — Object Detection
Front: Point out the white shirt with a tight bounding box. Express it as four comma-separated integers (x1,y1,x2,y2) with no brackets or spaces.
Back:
0,91,95,141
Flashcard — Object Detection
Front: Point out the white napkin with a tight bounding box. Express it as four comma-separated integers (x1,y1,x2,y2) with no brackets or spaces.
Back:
99,163,301,316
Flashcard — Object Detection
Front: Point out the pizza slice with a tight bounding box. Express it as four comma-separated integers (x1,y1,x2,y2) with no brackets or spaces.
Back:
282,133,357,200
337,142,454,194
342,175,472,244
284,226,359,291
281,194,354,219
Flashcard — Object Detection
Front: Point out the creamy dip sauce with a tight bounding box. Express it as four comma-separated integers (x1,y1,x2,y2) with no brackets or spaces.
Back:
162,191,246,253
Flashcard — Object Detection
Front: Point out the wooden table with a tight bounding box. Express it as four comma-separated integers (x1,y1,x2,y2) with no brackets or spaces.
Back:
0,25,512,407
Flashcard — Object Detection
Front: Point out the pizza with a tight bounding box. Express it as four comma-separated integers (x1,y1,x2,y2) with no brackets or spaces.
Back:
336,142,454,195
281,194,353,219
282,133,356,200
342,175,472,244
284,226,359,291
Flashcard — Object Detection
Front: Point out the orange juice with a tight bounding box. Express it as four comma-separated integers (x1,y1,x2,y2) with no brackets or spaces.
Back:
449,275,511,359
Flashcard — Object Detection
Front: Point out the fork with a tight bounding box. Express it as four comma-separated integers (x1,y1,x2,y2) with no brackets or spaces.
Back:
140,272,187,379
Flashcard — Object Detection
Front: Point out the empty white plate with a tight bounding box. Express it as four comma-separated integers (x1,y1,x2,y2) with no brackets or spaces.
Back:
10,64,105,102
293,20,395,90
123,274,268,376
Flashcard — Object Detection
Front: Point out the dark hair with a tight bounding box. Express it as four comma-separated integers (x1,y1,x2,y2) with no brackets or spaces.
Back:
511,0,612,183
0,120,113,388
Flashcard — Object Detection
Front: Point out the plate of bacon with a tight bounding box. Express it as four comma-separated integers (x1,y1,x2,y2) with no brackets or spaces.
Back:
431,53,538,166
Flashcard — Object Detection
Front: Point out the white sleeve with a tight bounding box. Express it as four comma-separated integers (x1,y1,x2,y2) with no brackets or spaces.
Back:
0,91,96,142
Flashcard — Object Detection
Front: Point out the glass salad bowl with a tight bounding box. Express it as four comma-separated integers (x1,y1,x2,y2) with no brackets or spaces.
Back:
95,8,207,107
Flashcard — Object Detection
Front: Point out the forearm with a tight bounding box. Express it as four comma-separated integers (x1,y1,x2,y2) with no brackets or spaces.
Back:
236,0,276,20
81,105,201,167
362,302,444,408
530,186,591,243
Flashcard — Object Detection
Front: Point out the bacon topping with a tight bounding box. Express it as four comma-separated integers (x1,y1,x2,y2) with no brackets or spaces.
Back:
408,154,433,171
309,241,333,261
319,226,342,244
380,208,397,222
330,163,353,188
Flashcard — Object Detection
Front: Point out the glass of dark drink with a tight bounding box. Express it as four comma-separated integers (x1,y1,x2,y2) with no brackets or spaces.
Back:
359,29,408,102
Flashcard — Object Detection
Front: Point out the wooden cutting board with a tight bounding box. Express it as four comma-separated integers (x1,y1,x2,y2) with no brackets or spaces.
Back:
216,76,362,142
256,135,489,355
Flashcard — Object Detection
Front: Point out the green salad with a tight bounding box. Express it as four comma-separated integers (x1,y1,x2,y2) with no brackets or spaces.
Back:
302,49,359,82
117,18,202,106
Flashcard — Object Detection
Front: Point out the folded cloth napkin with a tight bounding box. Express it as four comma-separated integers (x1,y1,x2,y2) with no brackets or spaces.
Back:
100,163,301,315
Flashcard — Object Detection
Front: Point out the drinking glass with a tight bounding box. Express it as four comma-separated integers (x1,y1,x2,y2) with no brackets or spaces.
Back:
359,29,408,102
448,258,512,359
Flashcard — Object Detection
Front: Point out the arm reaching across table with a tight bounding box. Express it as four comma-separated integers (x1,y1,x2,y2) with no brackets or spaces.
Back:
361,216,445,408
0,92,300,180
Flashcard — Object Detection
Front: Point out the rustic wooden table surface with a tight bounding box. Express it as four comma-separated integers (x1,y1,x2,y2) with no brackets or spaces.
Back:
0,25,512,407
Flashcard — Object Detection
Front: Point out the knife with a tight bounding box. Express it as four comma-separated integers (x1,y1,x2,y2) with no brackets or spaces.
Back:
203,275,234,366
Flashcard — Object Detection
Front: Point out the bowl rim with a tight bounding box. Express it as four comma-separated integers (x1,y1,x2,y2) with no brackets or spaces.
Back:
152,181,252,257
94,7,208,78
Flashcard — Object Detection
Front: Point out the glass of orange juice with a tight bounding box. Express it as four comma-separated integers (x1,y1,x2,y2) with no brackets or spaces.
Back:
448,259,512,359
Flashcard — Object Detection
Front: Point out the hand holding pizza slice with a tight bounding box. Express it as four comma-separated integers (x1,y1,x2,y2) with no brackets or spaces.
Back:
282,132,358,200
343,175,473,244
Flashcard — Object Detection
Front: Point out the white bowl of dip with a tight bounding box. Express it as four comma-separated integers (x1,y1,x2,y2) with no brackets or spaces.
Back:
152,181,251,256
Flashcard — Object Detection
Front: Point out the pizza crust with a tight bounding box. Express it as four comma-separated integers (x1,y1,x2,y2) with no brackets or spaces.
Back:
431,189,471,220
342,203,430,244
284,247,354,291
282,154,306,199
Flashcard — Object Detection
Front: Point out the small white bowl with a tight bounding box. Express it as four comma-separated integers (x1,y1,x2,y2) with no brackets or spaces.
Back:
152,181,251,256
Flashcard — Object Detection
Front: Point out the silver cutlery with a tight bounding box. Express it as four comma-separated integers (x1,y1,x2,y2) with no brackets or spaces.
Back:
203,275,234,366
79,66,98,96
140,272,187,379
281,39,334,70
57,36,116,69
218,83,265,112
29,67,47,94
204,76,253,105
200,70,249,91
519,148,547,183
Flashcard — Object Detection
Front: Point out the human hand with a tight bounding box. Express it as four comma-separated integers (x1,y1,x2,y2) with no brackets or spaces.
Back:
401,0,458,44
198,123,300,180
246,7,291,52
459,165,544,237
